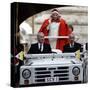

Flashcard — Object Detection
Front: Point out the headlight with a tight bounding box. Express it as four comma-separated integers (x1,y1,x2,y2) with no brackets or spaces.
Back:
72,67,80,76
22,69,31,79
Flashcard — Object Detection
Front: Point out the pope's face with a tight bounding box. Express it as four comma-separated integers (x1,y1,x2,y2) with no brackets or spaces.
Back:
51,13,60,20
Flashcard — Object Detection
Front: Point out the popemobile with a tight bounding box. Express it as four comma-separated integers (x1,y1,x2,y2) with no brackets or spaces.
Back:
19,46,88,86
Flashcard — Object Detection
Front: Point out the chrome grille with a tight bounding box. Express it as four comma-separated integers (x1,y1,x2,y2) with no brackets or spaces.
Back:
34,66,69,83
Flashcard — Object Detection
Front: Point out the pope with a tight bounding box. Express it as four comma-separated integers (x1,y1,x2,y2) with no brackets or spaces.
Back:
39,9,71,51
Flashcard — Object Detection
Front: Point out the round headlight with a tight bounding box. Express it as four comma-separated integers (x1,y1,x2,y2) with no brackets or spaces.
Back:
72,67,80,76
22,69,31,79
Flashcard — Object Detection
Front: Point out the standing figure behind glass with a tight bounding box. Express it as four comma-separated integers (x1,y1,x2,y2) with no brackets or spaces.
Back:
39,9,71,51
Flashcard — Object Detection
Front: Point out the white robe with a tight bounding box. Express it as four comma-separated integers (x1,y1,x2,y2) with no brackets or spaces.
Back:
48,22,60,49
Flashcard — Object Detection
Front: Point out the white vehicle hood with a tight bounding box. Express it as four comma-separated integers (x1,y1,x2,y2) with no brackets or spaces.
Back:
25,58,81,66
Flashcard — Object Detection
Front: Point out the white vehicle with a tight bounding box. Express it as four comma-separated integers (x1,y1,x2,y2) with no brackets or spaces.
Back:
20,53,85,86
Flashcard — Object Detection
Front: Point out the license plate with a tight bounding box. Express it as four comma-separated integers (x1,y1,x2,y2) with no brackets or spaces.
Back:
45,77,59,82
